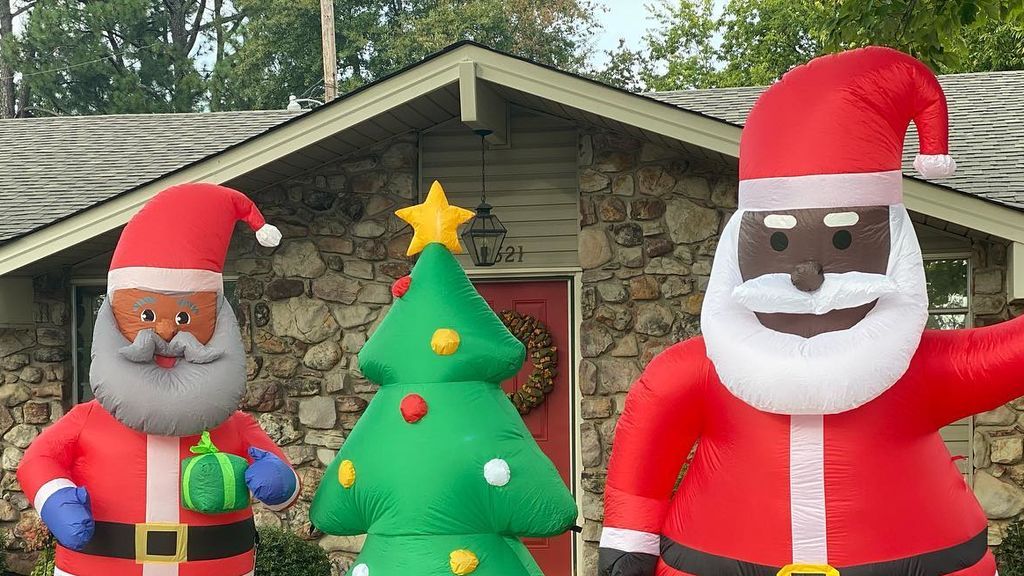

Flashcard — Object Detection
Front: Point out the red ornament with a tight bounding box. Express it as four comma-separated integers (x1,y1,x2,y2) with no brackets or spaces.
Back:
400,394,428,423
392,275,412,299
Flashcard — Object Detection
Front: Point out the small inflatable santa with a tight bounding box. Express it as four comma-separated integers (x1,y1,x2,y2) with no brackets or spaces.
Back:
599,47,1021,576
18,184,300,576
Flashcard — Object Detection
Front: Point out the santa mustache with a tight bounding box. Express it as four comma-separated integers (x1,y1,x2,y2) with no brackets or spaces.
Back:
118,328,224,364
732,271,899,315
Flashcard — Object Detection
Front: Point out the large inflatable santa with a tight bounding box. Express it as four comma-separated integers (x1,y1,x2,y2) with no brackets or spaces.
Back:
18,184,300,576
599,47,1021,576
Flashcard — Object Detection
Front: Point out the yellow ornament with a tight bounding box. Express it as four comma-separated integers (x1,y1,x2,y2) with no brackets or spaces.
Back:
338,460,356,489
431,329,461,356
449,549,479,575
395,180,475,256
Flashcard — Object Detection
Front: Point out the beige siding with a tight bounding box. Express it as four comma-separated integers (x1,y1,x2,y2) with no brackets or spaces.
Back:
915,221,974,479
420,109,579,270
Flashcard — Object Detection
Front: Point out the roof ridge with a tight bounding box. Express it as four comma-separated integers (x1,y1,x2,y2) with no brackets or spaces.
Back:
0,109,304,122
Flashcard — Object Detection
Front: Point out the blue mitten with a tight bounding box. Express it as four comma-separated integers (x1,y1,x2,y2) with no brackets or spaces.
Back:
40,486,94,551
245,448,297,507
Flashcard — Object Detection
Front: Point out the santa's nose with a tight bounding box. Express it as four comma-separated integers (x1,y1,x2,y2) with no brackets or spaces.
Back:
791,260,824,292
154,320,178,342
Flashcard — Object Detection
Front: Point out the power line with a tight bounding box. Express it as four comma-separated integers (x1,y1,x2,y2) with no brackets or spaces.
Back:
0,40,164,82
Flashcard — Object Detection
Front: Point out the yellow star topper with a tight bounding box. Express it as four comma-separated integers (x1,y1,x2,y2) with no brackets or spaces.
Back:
395,181,475,256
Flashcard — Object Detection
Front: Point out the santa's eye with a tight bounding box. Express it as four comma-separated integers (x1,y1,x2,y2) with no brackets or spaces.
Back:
140,309,155,322
770,232,789,251
176,311,191,325
833,230,852,250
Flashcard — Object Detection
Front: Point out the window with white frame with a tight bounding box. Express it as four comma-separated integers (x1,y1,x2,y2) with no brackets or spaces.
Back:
72,281,240,404
923,255,973,480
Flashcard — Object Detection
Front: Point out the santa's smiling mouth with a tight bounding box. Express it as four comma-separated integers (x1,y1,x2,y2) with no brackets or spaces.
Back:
755,301,878,338
154,355,178,369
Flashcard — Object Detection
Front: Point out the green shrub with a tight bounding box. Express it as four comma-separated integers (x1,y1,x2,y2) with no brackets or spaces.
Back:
25,527,332,576
29,539,54,576
1001,519,1024,576
256,527,332,576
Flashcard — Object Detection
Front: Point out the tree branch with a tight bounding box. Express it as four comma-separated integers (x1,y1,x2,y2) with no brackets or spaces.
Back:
12,0,36,18
185,0,207,53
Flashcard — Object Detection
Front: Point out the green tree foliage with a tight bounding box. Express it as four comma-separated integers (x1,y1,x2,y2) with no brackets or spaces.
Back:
215,0,599,111
599,0,1024,92
12,0,229,115
4,0,596,115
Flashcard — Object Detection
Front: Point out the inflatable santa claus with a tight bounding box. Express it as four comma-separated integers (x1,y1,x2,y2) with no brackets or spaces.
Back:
599,47,1020,576
18,184,300,576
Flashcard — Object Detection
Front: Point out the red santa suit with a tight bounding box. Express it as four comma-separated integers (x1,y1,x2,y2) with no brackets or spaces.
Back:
603,332,1018,576
601,47,1006,576
18,402,296,576
17,184,297,576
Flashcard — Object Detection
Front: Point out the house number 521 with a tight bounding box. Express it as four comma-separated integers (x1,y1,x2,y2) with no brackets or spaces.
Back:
501,245,525,263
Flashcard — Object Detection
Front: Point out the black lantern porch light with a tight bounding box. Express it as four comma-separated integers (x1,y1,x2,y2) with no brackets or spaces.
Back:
461,129,507,267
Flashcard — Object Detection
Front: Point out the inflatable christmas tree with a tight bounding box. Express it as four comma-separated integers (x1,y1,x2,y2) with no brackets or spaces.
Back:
310,182,578,576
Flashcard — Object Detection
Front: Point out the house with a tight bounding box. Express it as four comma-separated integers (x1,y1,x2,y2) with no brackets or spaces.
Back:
0,41,1022,574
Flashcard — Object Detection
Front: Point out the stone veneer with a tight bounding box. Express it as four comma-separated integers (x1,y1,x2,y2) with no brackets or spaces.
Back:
227,134,420,573
575,130,738,574
0,273,70,573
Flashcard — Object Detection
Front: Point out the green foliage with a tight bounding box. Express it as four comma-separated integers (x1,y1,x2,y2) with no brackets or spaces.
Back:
255,527,332,576
29,539,54,576
216,0,599,111
5,0,597,115
597,0,1024,91
998,517,1024,576
14,0,216,115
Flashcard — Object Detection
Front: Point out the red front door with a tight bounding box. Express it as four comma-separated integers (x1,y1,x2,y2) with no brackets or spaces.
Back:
475,280,574,576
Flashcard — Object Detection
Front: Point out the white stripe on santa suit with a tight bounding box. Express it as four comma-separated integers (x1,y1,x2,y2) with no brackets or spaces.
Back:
55,568,255,576
789,415,828,564
145,435,181,576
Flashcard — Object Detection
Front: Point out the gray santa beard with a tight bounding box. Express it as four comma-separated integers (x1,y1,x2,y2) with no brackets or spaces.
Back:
89,296,247,436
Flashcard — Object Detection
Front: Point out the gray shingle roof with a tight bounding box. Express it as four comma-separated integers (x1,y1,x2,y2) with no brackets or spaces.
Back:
0,110,300,243
649,70,1024,209
0,68,1020,246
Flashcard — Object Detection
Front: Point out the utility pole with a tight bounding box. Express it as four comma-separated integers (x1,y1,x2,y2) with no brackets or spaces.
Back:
320,0,337,102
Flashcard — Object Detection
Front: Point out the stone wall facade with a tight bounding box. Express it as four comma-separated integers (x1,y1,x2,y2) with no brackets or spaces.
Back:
575,130,738,573
227,135,419,572
0,274,71,573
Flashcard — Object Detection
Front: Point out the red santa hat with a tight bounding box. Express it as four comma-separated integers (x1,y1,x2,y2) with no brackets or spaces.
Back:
107,183,281,293
738,46,955,211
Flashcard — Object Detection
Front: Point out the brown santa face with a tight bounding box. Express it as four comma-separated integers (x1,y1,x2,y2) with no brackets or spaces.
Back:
737,206,891,337
110,289,218,367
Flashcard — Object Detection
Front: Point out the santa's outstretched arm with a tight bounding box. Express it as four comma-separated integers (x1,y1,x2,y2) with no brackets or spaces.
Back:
18,402,97,550
599,338,708,576
911,314,1024,428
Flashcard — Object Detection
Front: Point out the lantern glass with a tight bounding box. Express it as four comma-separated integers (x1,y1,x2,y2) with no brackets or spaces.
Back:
461,202,507,267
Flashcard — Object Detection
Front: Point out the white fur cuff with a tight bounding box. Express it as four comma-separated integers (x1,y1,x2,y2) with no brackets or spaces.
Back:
599,527,661,555
34,478,77,512
913,154,956,179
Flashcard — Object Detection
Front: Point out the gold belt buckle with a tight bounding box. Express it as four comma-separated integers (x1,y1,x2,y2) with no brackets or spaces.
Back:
135,522,188,564
777,564,840,576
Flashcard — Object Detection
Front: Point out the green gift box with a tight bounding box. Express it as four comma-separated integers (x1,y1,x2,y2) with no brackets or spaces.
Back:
181,431,250,514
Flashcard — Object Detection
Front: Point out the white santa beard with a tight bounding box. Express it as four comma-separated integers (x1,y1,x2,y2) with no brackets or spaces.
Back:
701,205,929,415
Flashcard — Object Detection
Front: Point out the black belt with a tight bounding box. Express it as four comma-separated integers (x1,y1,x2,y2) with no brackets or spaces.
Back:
661,529,987,576
77,517,256,563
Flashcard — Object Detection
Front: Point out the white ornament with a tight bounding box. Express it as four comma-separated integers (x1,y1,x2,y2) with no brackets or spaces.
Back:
484,458,511,487
352,564,369,576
